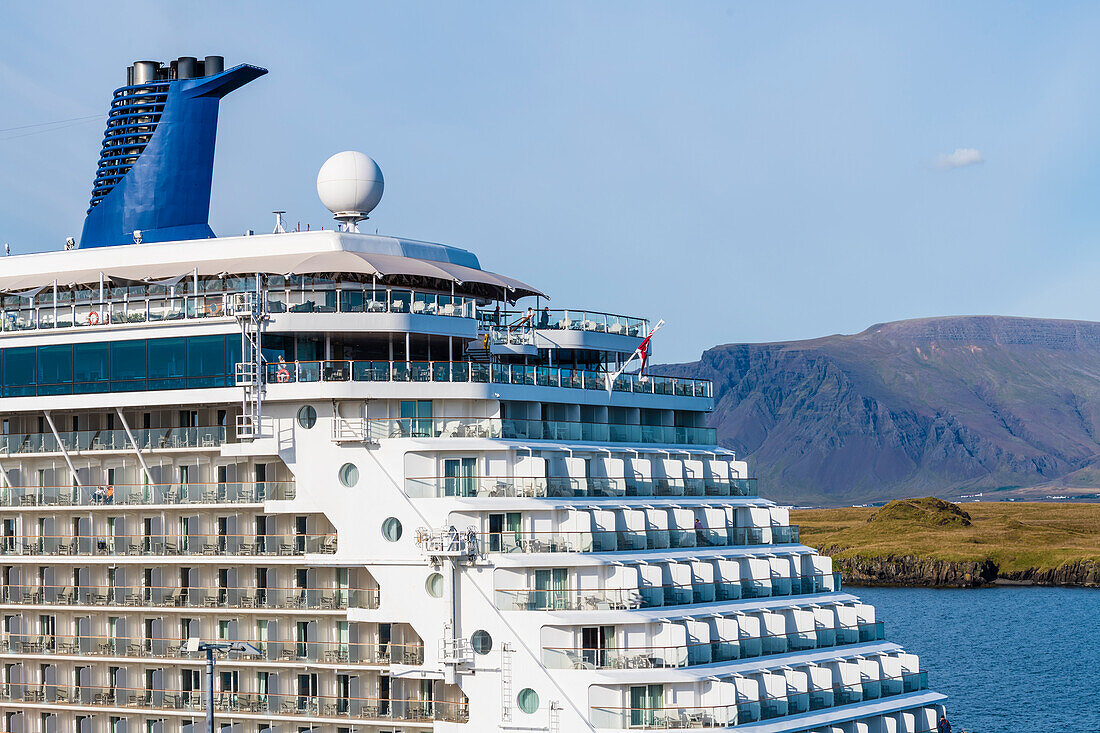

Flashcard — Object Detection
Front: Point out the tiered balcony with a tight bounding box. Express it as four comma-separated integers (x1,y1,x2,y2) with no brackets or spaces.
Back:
334,416,716,445
543,621,885,670
0,481,295,507
0,686,469,725
589,671,929,729
0,584,378,610
0,426,225,456
266,359,712,399
1,533,336,557
476,526,798,554
404,475,756,498
495,572,843,611
0,634,422,666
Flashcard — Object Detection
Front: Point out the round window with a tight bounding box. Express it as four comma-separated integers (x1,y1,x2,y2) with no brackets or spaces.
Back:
517,688,539,714
470,630,492,655
381,517,403,542
425,572,444,598
338,463,359,487
297,405,317,429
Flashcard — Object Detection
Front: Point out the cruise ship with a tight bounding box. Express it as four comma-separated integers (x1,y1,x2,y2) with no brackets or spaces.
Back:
0,56,948,733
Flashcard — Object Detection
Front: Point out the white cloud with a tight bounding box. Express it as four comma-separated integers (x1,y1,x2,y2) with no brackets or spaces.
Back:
935,147,984,169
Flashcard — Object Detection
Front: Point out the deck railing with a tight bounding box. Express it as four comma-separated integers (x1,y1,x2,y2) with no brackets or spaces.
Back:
0,426,225,456
473,526,798,554
0,633,422,666
0,584,378,611
264,359,712,398
589,670,928,729
543,620,884,670
495,572,843,611
0,533,336,557
0,684,467,723
332,416,716,446
404,475,756,498
0,481,294,508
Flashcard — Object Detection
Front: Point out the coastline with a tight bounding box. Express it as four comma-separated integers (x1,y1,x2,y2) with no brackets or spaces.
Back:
792,499,1100,589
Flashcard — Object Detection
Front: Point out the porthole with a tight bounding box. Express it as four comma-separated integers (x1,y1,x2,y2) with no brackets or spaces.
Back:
296,405,317,429
517,688,539,714
338,463,359,487
470,629,492,655
381,517,403,542
425,572,444,598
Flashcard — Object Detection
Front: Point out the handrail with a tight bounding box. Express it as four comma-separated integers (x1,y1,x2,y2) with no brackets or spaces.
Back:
0,481,295,507
0,583,379,610
404,475,758,498
263,359,713,398
467,526,799,553
0,632,424,665
1,533,337,557
542,621,884,669
0,683,469,722
0,425,226,457
588,670,929,729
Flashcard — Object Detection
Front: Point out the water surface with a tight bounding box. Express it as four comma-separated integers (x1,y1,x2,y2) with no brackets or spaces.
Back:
853,586,1099,732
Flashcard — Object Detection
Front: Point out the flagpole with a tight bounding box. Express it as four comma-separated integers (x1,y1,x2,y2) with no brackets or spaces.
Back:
605,319,664,395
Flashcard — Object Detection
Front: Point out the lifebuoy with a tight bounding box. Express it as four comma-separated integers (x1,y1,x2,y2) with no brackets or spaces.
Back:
87,311,100,326
276,367,290,383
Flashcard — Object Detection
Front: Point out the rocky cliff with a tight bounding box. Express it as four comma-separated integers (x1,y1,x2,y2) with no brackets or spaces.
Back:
660,316,1100,505
820,552,1100,588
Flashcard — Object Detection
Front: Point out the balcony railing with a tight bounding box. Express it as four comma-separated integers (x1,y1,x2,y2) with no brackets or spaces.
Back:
0,285,476,334
476,526,799,554
0,584,378,610
0,684,468,724
543,621,885,670
479,308,650,337
0,426,226,456
495,572,843,611
0,533,336,557
0,633,422,666
405,475,757,499
0,481,295,508
339,417,715,446
264,359,712,399
589,670,929,729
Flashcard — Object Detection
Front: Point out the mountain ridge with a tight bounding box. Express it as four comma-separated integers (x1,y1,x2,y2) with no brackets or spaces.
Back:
659,315,1100,505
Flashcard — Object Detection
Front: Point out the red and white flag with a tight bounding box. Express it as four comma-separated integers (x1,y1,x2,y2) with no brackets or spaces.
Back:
606,320,664,394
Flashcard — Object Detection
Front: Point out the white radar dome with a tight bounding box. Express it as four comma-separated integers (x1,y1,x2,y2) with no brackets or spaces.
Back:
316,151,384,227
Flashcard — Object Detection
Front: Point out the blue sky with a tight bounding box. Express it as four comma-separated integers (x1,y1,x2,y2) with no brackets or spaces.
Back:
3,2,1100,361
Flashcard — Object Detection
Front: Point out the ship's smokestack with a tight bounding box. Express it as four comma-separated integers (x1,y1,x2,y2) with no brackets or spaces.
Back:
79,56,267,248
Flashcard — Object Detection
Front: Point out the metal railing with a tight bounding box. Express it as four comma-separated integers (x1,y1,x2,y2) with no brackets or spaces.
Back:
0,684,468,723
0,481,295,508
0,533,336,557
495,572,843,611
0,425,226,456
472,526,798,554
0,633,422,666
543,621,884,670
264,359,712,398
404,475,757,498
478,308,649,337
326,416,716,446
0,583,378,611
589,670,929,729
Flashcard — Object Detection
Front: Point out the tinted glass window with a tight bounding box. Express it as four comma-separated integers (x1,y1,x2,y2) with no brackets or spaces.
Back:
110,340,147,383
148,338,186,382
186,335,225,385
73,342,109,387
37,344,73,385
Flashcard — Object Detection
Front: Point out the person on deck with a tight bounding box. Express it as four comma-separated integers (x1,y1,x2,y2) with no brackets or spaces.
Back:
938,715,952,733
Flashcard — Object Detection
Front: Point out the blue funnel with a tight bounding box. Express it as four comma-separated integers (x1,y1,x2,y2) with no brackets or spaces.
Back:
79,61,267,248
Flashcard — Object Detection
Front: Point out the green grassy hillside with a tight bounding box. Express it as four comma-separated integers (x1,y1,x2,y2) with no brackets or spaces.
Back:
792,498,1100,573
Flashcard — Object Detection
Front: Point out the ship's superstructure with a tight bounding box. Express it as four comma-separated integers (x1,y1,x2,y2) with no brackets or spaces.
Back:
0,58,947,733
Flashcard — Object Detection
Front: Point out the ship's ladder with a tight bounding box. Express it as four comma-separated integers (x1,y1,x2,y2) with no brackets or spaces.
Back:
227,290,267,440
501,641,514,722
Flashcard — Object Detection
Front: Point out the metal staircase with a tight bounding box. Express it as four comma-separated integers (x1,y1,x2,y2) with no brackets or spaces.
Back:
227,290,266,439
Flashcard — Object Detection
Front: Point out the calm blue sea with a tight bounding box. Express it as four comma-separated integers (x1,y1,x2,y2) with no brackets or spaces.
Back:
852,586,1100,733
